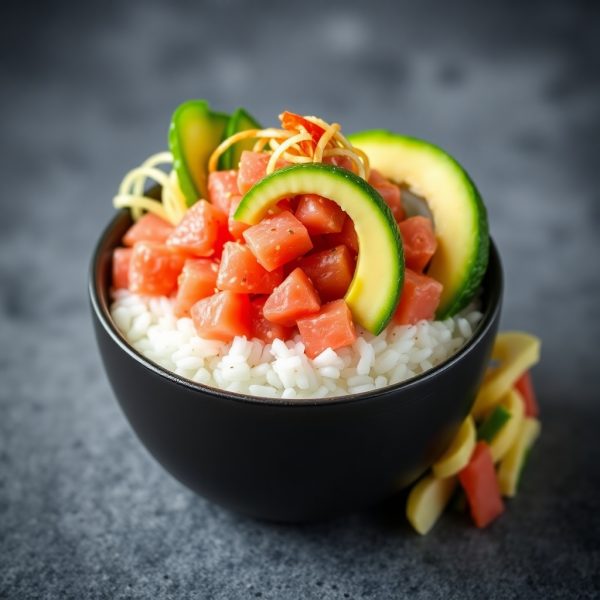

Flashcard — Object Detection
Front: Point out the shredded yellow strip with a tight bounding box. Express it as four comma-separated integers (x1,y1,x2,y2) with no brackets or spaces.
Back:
209,113,369,181
113,194,170,222
208,128,293,173
267,132,312,174
113,152,186,225
314,123,341,163
116,112,368,225
268,139,310,161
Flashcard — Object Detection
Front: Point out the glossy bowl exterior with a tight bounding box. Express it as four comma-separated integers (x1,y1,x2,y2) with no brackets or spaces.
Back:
90,210,503,522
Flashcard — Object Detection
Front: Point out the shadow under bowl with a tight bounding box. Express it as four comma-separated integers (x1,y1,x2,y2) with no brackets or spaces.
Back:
90,210,503,522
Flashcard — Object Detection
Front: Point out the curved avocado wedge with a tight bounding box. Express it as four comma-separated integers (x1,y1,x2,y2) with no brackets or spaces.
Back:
348,130,489,319
235,163,404,335
169,100,229,206
218,107,262,171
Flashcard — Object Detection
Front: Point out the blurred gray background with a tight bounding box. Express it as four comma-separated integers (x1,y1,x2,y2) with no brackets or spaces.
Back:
1,0,599,598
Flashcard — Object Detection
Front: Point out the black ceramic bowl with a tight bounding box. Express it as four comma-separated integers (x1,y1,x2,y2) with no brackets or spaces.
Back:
90,209,502,522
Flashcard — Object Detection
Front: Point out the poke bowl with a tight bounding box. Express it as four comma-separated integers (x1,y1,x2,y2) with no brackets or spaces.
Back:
89,104,503,522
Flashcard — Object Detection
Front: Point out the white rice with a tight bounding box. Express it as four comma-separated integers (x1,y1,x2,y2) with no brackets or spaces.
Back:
110,289,483,399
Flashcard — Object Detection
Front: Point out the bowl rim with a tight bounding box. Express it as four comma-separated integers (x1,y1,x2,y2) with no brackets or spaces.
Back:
89,209,503,408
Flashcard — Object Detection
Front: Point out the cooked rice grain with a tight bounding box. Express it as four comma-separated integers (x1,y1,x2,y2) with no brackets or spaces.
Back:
110,289,483,399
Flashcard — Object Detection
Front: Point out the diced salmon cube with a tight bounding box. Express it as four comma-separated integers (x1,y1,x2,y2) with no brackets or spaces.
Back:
122,213,174,247
128,241,187,296
294,194,346,235
174,258,219,318
167,200,229,257
112,247,132,290
217,242,283,294
263,268,321,327
191,290,251,342
324,154,355,172
368,169,404,222
243,211,313,271
298,245,356,303
228,195,251,241
250,295,294,344
324,216,359,255
296,299,357,359
208,169,239,214
237,151,290,195
399,216,437,273
393,269,443,325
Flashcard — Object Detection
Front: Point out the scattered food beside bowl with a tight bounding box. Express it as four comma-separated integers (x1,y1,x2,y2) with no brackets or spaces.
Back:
407,331,541,534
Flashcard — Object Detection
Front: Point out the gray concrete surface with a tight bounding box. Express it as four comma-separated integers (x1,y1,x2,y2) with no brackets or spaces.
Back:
1,0,599,597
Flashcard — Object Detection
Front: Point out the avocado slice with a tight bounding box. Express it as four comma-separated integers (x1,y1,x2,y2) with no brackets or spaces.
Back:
234,163,404,334
348,130,489,319
169,100,230,206
218,107,262,171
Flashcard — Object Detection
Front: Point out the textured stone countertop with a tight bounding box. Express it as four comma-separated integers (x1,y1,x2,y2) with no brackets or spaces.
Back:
1,1,599,598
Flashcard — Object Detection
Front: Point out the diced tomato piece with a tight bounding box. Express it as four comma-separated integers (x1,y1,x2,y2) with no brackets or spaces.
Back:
263,268,321,327
280,111,325,154
191,290,250,342
128,241,186,296
294,194,346,235
208,169,239,214
112,247,132,290
458,441,505,528
324,216,359,255
250,295,294,344
393,269,443,325
514,371,540,418
122,213,174,247
296,299,357,359
368,169,404,221
167,200,229,257
243,211,313,272
399,216,437,273
228,195,250,241
298,245,355,303
173,258,219,318
237,151,290,195
217,242,283,294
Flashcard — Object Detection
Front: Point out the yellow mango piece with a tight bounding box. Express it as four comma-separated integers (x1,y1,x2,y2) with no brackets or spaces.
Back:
432,416,476,479
471,332,540,420
406,474,458,535
488,389,524,463
498,417,541,497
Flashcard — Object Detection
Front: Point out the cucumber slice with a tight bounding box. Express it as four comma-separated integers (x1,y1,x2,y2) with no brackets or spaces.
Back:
234,163,404,334
477,404,511,444
348,130,489,319
487,389,525,463
218,107,262,171
169,100,229,206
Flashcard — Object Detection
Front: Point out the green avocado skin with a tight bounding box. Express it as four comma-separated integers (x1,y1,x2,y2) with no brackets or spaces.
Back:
218,107,262,171
443,172,489,318
169,100,229,206
236,162,404,335
348,129,489,320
